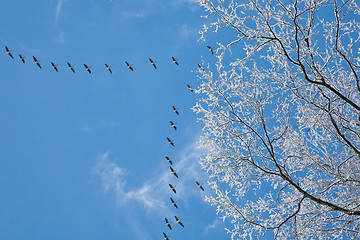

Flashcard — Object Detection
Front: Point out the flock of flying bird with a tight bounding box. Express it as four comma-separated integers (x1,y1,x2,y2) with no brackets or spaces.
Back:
5,44,213,240
162,105,205,240
4,45,212,94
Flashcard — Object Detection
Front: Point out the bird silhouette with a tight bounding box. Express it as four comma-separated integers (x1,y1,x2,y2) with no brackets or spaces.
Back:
33,56,41,68
170,121,177,131
165,156,173,165
172,56,179,66
105,64,112,74
167,137,175,147
170,197,178,209
174,216,184,228
207,45,214,54
187,85,194,92
196,181,205,191
5,46,13,59
19,54,25,63
51,62,58,72
67,62,75,73
83,64,91,74
169,184,176,194
149,58,157,69
163,232,169,240
169,166,178,178
172,106,179,116
198,63,204,71
125,61,134,71
165,218,172,230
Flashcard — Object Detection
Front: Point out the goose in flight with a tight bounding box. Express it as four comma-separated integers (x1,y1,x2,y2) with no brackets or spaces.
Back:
172,106,179,116
171,56,179,66
67,62,75,73
149,58,157,69
187,85,193,92
105,64,112,74
165,156,173,165
169,184,176,194
163,232,169,240
174,216,184,228
170,197,178,209
207,45,214,54
5,46,13,59
19,54,25,63
51,62,58,72
33,56,41,68
83,64,91,74
170,121,177,131
198,63,204,71
169,166,178,178
196,181,205,191
125,61,134,71
165,218,172,230
167,137,175,147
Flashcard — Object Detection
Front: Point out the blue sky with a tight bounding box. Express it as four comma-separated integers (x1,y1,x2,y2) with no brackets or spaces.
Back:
0,0,230,239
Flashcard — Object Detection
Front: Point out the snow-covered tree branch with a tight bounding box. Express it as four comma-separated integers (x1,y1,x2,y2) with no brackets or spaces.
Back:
194,0,360,238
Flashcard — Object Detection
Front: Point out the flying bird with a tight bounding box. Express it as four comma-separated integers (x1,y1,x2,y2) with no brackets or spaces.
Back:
169,184,176,194
67,62,75,73
105,64,112,74
51,62,58,72
196,181,205,191
198,63,204,71
84,64,91,74
33,56,41,68
207,45,214,54
19,54,25,63
169,166,178,178
165,218,172,230
149,58,157,69
170,197,178,209
170,121,177,131
172,56,179,66
167,137,175,147
174,216,184,228
172,106,179,115
165,156,173,165
5,46,13,59
187,85,194,92
125,61,134,71
163,232,169,240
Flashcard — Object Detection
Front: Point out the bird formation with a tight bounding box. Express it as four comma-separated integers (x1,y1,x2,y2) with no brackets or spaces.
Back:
161,104,206,239
3,44,213,240
3,46,184,72
3,45,207,95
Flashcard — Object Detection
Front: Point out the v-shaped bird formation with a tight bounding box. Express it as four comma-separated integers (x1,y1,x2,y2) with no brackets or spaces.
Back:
3,44,214,240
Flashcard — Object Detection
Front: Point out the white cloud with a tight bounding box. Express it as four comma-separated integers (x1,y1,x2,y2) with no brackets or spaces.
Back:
55,0,65,22
94,141,209,215
205,218,222,233
121,9,152,19
179,24,197,39
172,0,198,11
94,151,169,215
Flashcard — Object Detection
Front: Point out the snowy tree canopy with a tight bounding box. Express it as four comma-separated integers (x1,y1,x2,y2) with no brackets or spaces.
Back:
194,0,360,238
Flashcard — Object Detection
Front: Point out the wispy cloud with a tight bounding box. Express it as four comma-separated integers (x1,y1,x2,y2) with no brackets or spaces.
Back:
178,24,197,39
94,142,209,215
172,0,198,11
94,151,169,215
120,9,152,19
205,218,223,233
55,0,65,22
